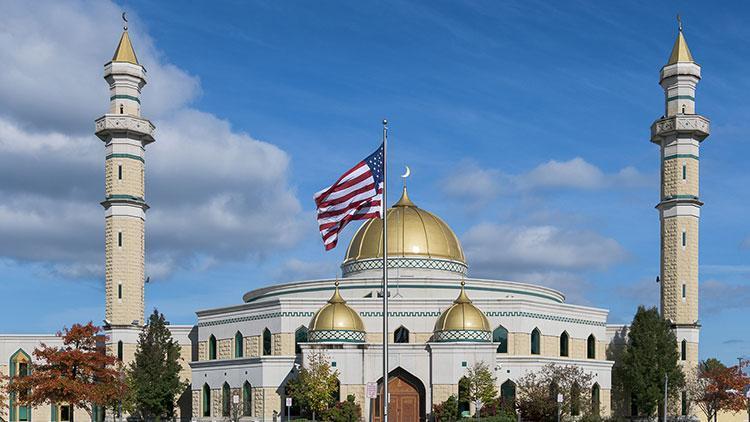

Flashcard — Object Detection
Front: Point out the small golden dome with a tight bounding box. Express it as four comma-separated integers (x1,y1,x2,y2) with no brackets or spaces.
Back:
344,186,465,265
309,282,365,333
434,282,491,335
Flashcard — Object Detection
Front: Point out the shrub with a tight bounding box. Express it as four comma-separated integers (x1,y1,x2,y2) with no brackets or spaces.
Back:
433,395,460,422
324,394,361,422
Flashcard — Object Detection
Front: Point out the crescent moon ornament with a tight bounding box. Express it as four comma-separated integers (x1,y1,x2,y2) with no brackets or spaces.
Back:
122,12,128,23
401,166,411,179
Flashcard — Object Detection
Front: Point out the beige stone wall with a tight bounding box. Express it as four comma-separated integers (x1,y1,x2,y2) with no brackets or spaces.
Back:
662,157,699,199
414,332,433,343
340,384,365,406
432,384,458,404
246,335,261,357
600,388,612,417
541,335,557,357
192,390,200,419
698,409,748,422
514,332,530,355
218,338,232,359
105,215,145,326
662,216,699,324
273,332,294,356
253,387,281,420
198,340,207,361
106,341,138,366
368,332,384,345
105,158,145,198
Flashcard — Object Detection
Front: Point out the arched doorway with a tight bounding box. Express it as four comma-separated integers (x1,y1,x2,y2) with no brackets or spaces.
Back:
372,368,426,422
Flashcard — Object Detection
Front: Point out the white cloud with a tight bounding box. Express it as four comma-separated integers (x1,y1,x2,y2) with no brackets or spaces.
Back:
442,157,651,205
462,223,626,304
0,1,305,279
272,259,339,282
700,279,750,315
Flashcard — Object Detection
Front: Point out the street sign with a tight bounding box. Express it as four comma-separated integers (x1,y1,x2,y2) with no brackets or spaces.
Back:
366,382,378,399
557,394,563,403
233,394,239,404
475,399,483,410
286,397,293,407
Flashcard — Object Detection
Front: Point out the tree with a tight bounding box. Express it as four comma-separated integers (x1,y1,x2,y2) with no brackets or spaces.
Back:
432,395,459,422
0,373,8,421
516,363,595,422
126,309,188,421
7,322,127,422
464,361,498,413
687,358,750,422
286,351,339,421
617,306,683,418
325,394,362,422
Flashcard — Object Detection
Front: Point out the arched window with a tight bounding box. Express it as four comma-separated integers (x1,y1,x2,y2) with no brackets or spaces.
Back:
681,391,688,416
117,341,124,361
208,335,217,360
202,384,211,417
493,326,508,353
10,349,32,422
587,334,596,359
295,326,308,354
571,382,581,416
559,331,569,357
243,381,252,417
394,326,410,343
235,331,244,358
592,383,600,416
500,380,516,407
681,340,687,361
262,328,272,356
222,382,231,417
531,328,541,355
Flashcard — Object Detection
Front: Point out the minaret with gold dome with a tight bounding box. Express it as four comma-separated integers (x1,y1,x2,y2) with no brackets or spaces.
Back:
95,18,155,363
651,18,708,370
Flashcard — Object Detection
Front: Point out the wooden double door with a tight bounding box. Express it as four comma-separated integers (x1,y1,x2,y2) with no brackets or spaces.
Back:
372,376,420,422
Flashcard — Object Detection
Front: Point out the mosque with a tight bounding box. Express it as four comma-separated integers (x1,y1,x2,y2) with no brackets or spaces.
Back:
0,19,710,422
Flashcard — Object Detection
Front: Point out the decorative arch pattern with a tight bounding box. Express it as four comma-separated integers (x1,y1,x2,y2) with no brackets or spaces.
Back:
531,328,541,355
591,383,601,416
208,335,217,360
394,326,410,343
295,326,308,354
235,331,244,358
202,384,211,417
10,349,32,422
263,328,272,356
243,381,252,417
587,334,596,359
493,326,508,353
222,382,231,417
559,331,569,357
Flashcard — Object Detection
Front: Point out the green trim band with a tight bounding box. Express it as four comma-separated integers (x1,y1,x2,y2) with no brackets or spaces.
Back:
246,283,563,304
110,94,141,104
663,194,699,200
105,194,146,203
664,154,699,161
106,153,144,163
666,95,695,102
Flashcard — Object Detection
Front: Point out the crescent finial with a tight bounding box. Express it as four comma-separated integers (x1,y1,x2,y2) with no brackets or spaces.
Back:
122,12,128,31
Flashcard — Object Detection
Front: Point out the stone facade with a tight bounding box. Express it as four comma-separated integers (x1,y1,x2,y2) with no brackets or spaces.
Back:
272,332,294,356
246,335,261,357
432,384,458,404
218,338,233,360
661,216,699,324
104,215,145,326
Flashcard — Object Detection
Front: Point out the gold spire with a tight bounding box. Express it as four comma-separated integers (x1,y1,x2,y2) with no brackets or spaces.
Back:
454,280,471,304
329,280,345,304
394,185,415,207
112,29,139,65
666,16,694,65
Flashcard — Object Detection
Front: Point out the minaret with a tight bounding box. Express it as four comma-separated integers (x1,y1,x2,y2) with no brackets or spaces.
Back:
95,18,154,364
650,19,708,369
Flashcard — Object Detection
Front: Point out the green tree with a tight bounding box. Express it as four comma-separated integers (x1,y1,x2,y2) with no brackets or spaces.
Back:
464,361,498,413
617,306,683,419
325,394,361,422
126,309,188,421
687,358,750,422
516,363,595,422
432,395,459,422
287,352,339,421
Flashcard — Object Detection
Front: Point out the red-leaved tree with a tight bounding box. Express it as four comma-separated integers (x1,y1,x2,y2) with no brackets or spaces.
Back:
688,358,750,422
8,322,127,422
0,373,9,421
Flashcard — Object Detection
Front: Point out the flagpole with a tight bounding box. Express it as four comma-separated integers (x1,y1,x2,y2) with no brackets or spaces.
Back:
381,119,389,422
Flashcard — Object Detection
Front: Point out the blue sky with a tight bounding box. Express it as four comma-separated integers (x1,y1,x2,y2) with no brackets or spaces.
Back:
0,1,748,365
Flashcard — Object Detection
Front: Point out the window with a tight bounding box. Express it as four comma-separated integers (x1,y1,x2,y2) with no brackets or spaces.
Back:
681,391,688,416
117,341,123,361
222,382,231,417
118,283,123,300
262,328,272,356
681,340,687,361
60,405,71,422
587,335,596,359
394,326,409,343
500,380,516,407
295,326,308,354
559,331,569,357
118,164,123,180
682,283,686,300
571,382,581,416
119,104,124,114
118,231,123,247
493,326,508,353
531,328,540,355
682,230,686,247
202,384,211,417
243,381,252,417
682,163,687,180
591,383,600,416
208,335,217,360
235,331,244,358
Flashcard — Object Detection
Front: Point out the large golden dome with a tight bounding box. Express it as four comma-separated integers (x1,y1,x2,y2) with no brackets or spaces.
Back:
308,282,366,342
433,281,491,342
342,187,466,276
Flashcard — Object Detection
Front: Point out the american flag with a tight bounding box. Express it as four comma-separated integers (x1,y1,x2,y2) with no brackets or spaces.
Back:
314,144,384,250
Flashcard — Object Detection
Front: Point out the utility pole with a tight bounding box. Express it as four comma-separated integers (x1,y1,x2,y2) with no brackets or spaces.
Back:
664,374,669,422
